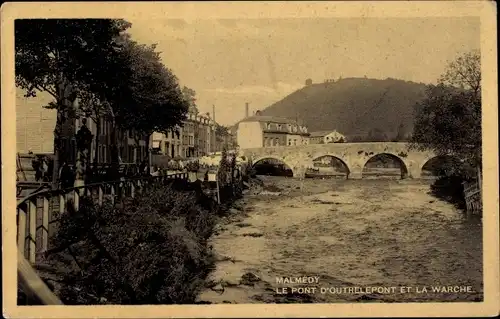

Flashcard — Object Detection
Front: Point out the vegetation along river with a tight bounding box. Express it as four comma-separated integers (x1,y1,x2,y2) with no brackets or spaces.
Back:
198,176,483,303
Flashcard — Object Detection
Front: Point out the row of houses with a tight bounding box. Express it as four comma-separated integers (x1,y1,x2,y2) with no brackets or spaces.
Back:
150,110,225,158
16,88,233,165
233,110,345,149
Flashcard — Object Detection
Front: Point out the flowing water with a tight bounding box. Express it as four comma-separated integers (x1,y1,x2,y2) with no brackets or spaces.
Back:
198,176,483,303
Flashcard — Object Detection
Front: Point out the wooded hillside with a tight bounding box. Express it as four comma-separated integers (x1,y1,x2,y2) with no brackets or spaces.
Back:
259,77,428,141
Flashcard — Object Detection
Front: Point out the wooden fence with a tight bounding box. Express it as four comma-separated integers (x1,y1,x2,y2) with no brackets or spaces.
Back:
463,180,482,216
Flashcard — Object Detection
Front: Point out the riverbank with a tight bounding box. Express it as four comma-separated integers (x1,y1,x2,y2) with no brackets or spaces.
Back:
198,176,483,303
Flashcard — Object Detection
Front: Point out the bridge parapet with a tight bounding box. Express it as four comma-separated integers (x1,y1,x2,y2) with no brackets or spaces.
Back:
241,142,436,179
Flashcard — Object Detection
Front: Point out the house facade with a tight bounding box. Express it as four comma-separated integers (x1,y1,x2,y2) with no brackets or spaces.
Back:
16,87,149,165
309,130,346,144
150,111,217,158
236,112,310,149
16,89,57,154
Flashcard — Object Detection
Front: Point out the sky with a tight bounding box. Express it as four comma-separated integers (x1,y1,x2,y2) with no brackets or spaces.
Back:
127,17,480,126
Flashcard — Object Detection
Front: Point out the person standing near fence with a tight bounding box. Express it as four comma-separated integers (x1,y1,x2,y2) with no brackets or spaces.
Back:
32,156,41,181
40,156,49,182
59,162,73,189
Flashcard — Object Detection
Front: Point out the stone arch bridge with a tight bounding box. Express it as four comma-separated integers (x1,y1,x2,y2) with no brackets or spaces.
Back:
240,142,438,179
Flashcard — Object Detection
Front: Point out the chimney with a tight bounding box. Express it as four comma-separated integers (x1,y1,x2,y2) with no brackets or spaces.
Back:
212,105,216,123
245,102,249,118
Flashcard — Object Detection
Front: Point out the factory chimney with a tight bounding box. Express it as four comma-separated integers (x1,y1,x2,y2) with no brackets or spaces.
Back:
212,105,216,123
245,102,249,118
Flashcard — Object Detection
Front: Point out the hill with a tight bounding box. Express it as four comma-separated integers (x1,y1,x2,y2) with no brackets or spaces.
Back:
259,77,428,141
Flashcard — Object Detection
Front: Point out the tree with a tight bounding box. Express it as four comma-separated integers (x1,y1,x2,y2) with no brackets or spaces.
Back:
367,128,387,142
15,19,131,188
305,78,313,86
439,50,481,99
182,86,198,114
394,123,407,142
114,37,189,171
77,91,111,171
411,50,481,179
215,123,229,139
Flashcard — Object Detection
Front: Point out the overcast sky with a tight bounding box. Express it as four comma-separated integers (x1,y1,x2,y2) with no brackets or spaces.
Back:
127,17,480,126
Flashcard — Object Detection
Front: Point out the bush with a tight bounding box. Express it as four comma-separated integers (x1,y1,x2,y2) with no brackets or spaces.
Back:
40,182,221,304
430,175,466,209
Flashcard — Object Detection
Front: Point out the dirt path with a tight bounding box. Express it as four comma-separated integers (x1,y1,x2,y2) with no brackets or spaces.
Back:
198,177,483,304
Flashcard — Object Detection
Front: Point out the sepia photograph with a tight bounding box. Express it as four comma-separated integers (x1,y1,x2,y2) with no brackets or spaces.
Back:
2,1,498,318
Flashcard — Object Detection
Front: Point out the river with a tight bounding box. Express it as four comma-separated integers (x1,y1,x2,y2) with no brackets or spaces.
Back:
198,176,483,303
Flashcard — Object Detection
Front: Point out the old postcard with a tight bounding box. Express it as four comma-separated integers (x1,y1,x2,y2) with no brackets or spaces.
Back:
2,1,499,318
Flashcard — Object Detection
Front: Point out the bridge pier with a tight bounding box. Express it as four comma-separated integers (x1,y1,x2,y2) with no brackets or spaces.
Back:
409,165,422,179
293,168,306,179
347,171,363,179
347,167,363,179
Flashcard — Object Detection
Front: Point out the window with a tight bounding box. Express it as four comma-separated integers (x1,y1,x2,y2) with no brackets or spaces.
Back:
275,138,279,146
287,124,292,131
277,124,282,130
288,140,291,146
103,145,107,162
266,123,271,130
100,145,105,162
128,145,134,162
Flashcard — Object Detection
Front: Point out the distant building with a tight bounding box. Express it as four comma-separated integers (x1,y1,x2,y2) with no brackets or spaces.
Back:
309,130,346,144
236,112,310,149
150,110,216,158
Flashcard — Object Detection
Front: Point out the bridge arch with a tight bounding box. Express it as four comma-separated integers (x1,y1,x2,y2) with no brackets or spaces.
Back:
420,154,462,178
310,154,351,178
362,152,409,179
252,156,295,177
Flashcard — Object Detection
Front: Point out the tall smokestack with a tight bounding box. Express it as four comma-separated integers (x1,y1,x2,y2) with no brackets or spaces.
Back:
212,105,216,123
245,102,249,118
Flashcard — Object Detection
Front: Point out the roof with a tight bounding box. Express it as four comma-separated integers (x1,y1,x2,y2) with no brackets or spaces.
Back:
309,130,339,137
239,115,300,125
